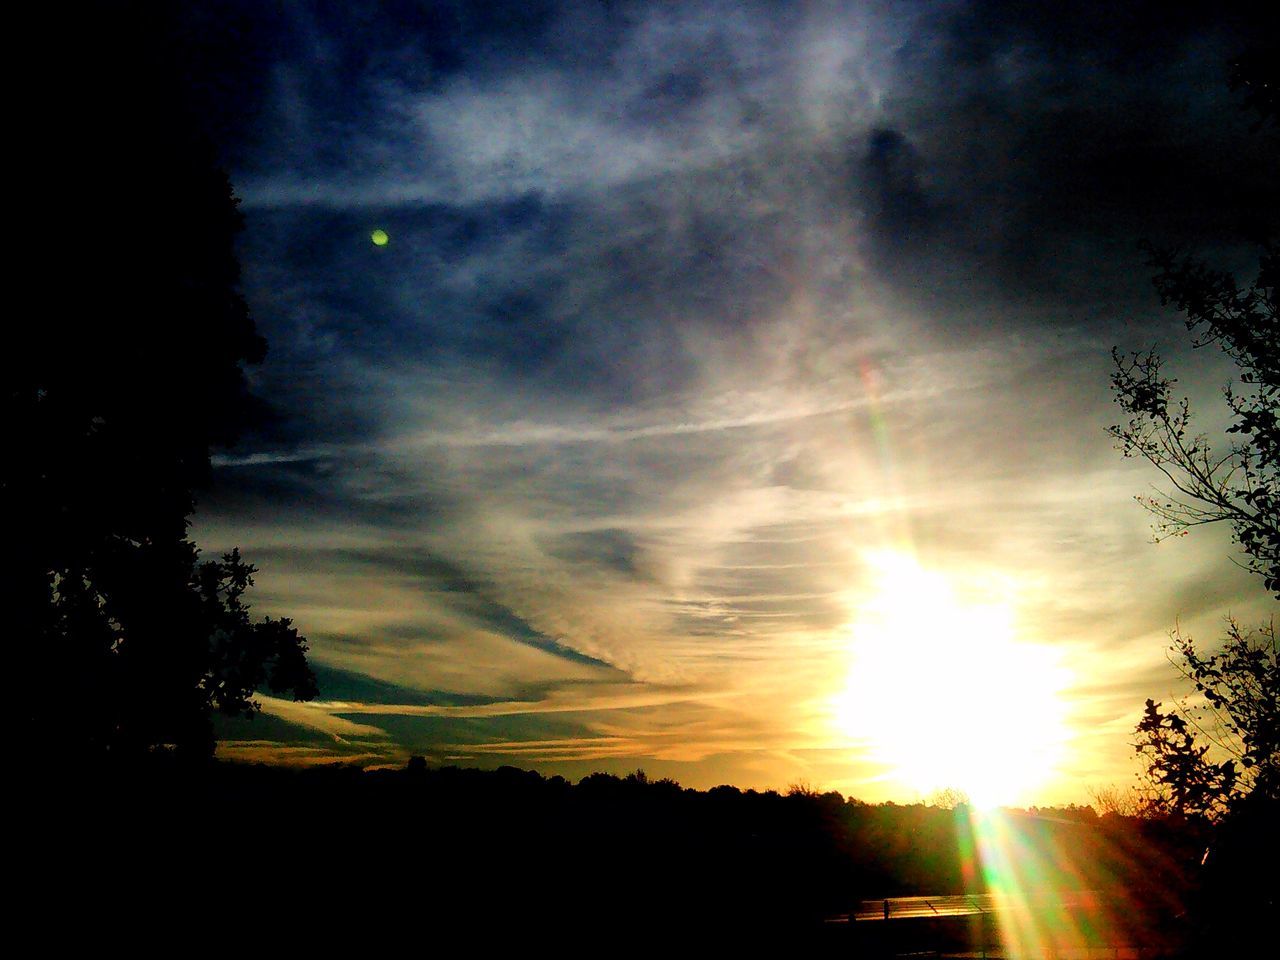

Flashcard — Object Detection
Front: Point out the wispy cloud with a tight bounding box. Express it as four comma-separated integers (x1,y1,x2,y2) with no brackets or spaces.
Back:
188,0,1276,800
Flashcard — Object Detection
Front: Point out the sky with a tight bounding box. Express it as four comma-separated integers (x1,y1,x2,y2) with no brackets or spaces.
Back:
184,0,1276,805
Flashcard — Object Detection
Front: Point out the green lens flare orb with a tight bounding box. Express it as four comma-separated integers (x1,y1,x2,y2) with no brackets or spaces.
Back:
370,229,389,246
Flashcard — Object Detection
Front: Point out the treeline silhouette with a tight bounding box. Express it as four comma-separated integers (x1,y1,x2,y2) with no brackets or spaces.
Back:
18,760,1207,947
10,2,316,765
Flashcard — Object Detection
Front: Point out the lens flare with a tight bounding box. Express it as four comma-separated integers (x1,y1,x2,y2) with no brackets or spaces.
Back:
967,808,1126,958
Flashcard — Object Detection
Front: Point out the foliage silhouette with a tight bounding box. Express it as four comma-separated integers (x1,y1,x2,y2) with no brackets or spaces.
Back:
6,2,315,764
1113,43,1277,814
1110,43,1278,599
17,760,1201,947
926,786,972,811
1134,618,1277,820
1109,243,1278,598
1111,42,1278,957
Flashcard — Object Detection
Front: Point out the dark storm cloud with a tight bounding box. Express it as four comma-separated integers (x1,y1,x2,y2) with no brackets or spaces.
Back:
858,127,942,247
221,0,1277,411
178,0,618,169
863,0,1277,317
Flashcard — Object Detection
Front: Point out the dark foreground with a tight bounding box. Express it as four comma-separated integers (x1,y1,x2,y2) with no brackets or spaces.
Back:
12,761,1273,953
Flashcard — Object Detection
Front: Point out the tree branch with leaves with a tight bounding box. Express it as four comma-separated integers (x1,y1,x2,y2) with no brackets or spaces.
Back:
1134,617,1277,820
1110,243,1279,597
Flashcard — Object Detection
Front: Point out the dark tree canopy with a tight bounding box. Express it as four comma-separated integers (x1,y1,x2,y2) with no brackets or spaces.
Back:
1112,47,1277,954
1113,44,1278,809
5,2,315,764
1110,243,1278,598
1133,619,1278,820
1110,41,1278,598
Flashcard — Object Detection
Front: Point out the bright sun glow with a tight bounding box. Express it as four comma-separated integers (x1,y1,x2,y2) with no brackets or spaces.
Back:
833,551,1071,808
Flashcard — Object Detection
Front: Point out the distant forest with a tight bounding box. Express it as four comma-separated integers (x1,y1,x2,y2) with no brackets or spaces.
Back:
18,760,1206,945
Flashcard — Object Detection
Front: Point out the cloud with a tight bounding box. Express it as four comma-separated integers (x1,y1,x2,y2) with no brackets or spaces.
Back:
251,694,393,743
235,1,895,210
215,741,399,768
183,1,1278,799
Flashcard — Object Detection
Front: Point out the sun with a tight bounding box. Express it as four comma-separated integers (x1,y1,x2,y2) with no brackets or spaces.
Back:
832,551,1071,808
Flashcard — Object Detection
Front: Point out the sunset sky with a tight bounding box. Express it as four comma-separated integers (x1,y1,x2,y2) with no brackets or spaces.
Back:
187,1,1276,805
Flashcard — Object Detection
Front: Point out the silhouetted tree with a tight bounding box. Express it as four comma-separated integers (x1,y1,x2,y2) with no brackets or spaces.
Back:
6,2,315,764
1133,618,1277,820
1228,45,1278,133
1112,44,1278,956
926,787,971,811
1110,245,1278,597
1113,47,1277,813
1110,45,1278,599
1088,782,1152,819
